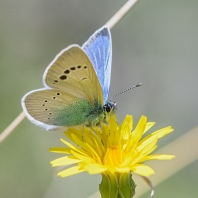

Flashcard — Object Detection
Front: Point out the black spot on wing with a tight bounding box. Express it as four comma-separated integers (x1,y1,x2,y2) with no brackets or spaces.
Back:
70,67,76,70
60,75,67,80
64,69,70,74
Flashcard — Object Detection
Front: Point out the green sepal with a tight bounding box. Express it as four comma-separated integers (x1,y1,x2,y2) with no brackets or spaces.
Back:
99,173,118,198
99,172,136,198
119,172,136,198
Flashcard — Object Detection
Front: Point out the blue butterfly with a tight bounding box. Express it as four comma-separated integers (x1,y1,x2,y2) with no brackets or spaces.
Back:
21,27,116,130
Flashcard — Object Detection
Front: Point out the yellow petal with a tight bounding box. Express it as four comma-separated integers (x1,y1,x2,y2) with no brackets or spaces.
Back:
143,122,155,134
151,126,174,138
58,166,85,177
60,138,90,157
87,130,105,154
115,167,130,173
142,154,176,161
85,163,107,174
120,115,133,140
70,150,94,163
85,142,103,164
49,147,70,154
137,136,158,155
50,156,81,167
132,116,147,142
131,164,155,176
139,126,174,145
108,117,119,146
65,128,82,141
70,133,90,152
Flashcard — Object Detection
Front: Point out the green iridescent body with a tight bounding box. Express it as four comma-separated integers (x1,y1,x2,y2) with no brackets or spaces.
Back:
54,98,105,126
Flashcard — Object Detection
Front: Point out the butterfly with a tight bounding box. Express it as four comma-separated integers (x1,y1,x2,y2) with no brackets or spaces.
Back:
21,26,116,130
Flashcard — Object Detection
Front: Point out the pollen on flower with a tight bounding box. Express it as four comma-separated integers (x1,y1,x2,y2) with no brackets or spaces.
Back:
50,114,175,178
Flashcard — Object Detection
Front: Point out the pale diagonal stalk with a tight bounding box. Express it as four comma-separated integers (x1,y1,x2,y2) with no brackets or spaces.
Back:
0,0,141,143
0,111,25,143
105,0,140,29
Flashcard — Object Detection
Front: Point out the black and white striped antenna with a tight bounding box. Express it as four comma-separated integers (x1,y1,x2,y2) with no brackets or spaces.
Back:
110,83,142,100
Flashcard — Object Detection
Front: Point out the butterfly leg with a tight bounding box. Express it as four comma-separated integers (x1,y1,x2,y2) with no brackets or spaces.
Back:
89,126,104,146
82,123,91,141
81,125,85,141
103,120,108,125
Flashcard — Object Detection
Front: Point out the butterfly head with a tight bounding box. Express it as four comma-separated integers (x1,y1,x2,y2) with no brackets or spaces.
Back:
103,101,116,114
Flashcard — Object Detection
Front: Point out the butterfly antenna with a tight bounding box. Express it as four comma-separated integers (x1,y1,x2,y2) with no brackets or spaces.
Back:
110,83,142,100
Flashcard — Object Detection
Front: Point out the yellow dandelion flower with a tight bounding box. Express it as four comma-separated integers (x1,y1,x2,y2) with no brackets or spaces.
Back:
50,115,175,197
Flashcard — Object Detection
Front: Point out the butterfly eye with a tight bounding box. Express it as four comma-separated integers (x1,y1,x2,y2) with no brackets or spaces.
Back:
104,103,111,113
106,105,111,113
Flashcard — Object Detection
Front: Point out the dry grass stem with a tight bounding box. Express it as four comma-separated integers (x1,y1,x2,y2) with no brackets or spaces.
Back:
0,111,25,143
105,0,140,29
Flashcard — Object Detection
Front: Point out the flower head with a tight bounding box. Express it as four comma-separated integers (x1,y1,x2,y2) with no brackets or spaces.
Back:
50,114,175,178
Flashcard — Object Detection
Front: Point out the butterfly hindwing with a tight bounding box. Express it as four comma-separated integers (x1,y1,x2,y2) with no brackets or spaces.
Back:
82,27,112,103
22,88,101,128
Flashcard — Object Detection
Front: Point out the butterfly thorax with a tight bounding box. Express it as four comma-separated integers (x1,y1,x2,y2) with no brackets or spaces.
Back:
85,101,116,127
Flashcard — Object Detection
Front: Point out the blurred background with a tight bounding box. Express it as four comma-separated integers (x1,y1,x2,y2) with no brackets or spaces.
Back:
0,0,198,197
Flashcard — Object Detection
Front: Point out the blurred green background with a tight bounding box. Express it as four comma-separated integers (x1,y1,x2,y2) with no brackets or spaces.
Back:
0,0,198,197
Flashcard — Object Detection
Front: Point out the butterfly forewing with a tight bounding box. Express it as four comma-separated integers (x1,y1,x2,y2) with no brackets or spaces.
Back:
83,27,112,103
43,45,103,106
